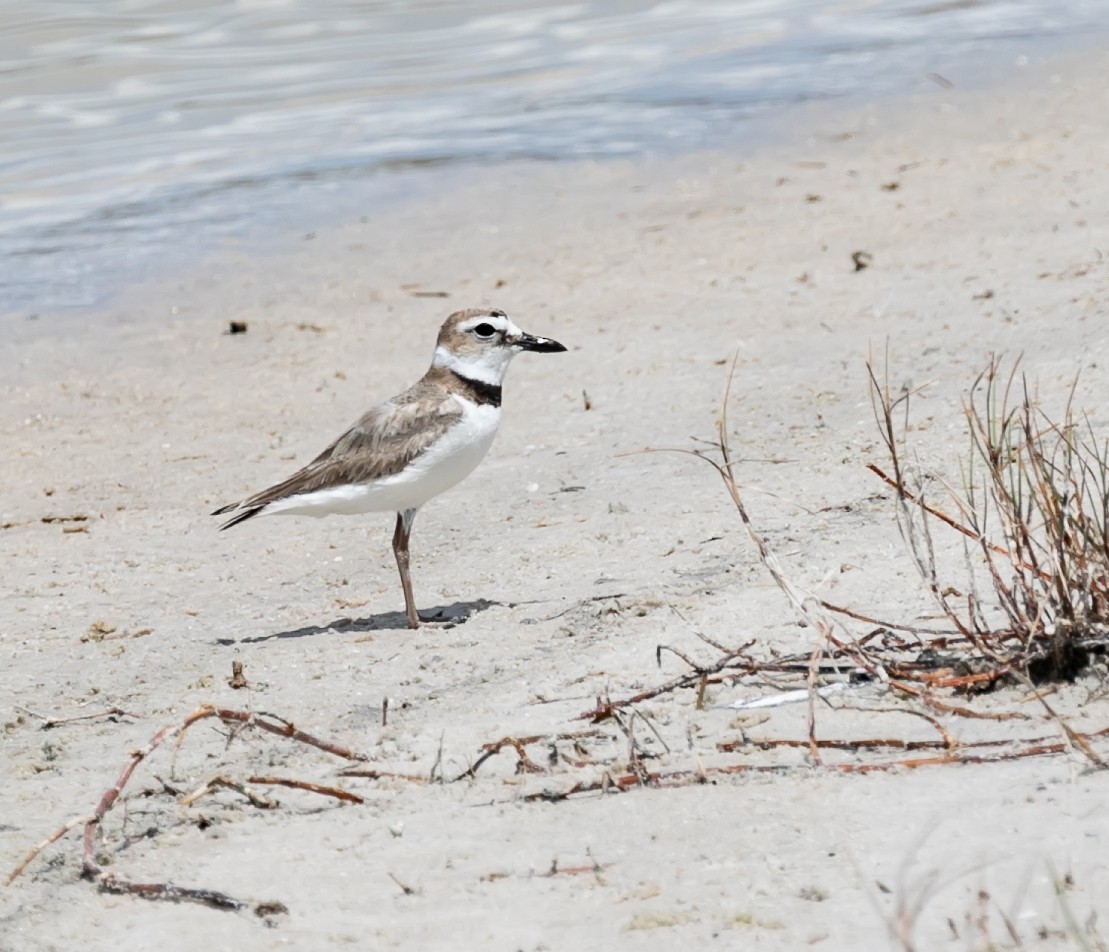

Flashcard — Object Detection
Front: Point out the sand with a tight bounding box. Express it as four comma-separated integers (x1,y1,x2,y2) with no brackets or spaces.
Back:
3,47,1109,951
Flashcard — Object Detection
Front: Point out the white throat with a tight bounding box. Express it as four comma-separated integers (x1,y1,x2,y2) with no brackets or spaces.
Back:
433,345,512,386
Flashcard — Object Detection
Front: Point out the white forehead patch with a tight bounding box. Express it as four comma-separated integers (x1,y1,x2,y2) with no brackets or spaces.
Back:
457,312,522,338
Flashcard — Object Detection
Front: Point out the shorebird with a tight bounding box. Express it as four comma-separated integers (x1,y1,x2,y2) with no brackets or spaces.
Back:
213,308,567,628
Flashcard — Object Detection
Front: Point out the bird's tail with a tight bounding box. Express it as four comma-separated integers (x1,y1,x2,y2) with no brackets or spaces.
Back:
211,501,264,530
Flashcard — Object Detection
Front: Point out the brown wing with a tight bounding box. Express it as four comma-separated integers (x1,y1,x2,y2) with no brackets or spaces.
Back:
213,378,462,527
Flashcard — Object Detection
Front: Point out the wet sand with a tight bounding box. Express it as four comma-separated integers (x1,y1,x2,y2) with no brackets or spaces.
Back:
3,47,1109,951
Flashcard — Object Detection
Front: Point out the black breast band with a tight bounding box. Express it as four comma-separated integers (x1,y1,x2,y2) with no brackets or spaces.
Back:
450,371,502,408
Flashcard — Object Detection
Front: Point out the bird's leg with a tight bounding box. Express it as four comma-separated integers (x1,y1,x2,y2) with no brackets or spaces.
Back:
392,509,420,629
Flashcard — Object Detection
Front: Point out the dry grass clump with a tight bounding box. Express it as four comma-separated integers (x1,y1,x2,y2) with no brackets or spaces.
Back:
577,354,1109,773
870,356,1109,687
591,355,1109,776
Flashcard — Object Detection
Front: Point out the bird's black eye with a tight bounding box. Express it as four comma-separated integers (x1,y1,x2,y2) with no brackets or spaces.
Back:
473,323,497,338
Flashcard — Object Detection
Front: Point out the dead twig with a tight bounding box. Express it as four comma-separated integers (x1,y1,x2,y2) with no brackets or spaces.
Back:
5,814,95,886
212,709,367,762
1019,677,1107,770
543,852,609,877
719,725,1109,756
578,640,754,722
337,767,429,783
525,729,1109,802
15,706,134,730
866,463,1017,562
97,873,257,912
8,704,370,908
387,872,417,896
806,625,826,764
453,736,546,781
247,776,365,804
180,776,277,810
227,661,249,690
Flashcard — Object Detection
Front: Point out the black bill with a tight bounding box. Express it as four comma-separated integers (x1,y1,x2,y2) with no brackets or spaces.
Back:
515,331,567,353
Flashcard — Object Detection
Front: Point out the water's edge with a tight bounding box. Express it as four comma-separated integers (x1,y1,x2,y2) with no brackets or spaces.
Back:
2,1,1106,327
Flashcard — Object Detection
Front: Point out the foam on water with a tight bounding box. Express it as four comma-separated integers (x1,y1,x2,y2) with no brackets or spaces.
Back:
0,0,1105,319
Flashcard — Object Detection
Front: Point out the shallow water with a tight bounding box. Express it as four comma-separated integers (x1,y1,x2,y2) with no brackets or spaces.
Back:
1,0,1106,319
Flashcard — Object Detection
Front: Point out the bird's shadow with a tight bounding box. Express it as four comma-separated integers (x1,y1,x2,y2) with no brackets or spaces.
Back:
216,599,497,645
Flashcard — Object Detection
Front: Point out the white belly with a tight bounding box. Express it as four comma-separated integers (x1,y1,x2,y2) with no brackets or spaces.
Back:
263,402,500,517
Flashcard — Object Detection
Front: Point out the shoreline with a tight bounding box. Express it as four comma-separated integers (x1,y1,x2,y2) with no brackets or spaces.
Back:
5,23,1108,349
4,43,1109,951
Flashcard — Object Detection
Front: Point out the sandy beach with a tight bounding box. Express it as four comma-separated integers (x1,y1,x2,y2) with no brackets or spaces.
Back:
3,47,1109,951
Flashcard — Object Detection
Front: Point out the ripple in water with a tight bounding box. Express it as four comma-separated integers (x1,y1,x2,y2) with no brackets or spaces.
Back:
0,0,1104,317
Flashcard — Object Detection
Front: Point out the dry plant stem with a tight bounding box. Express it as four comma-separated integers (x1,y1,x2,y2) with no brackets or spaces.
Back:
612,710,651,785
866,463,1023,567
817,598,960,637
887,683,1028,721
8,704,369,893
895,708,955,749
656,643,705,671
247,776,365,804
1019,675,1107,770
388,872,417,896
695,675,709,710
338,767,429,783
82,706,217,880
718,725,1109,755
346,720,1109,802
447,730,608,781
97,874,249,912
645,359,877,679
721,737,946,753
578,642,754,722
453,736,546,781
228,661,249,690
575,646,1020,732
210,709,368,762
868,363,976,640
5,814,94,886
912,670,1016,690
525,731,1109,802
15,706,133,729
872,354,1109,682
429,733,445,783
180,776,276,809
631,707,671,754
715,360,854,657
806,630,825,764
544,861,609,877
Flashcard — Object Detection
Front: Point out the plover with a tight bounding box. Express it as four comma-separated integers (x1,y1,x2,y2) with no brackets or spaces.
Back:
212,308,566,629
